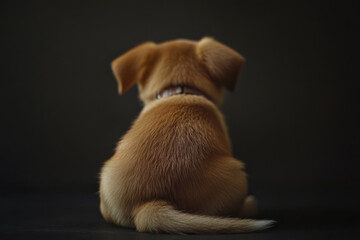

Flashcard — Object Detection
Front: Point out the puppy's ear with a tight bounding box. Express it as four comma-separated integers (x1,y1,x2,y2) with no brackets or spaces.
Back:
196,37,245,91
111,42,157,94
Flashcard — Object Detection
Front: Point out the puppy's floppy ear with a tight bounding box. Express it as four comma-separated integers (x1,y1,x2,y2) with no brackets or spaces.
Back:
196,37,245,91
111,42,157,94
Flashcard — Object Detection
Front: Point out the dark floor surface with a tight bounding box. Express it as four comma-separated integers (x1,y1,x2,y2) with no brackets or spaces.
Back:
1,190,359,240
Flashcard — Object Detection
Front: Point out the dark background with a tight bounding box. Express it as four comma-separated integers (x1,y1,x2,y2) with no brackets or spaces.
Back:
1,0,359,239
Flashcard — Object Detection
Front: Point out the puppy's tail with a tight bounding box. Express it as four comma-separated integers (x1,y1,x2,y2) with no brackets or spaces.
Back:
133,201,275,234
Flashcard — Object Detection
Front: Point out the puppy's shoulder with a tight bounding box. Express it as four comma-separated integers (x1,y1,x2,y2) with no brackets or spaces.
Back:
128,95,230,152
139,95,222,126
141,95,219,116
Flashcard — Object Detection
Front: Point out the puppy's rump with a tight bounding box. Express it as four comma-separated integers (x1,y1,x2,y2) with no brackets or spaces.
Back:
134,201,275,233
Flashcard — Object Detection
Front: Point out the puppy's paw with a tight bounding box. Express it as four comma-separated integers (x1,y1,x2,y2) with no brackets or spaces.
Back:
238,195,258,217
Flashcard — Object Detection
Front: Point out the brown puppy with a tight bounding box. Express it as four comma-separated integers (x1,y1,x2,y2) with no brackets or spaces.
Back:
99,37,274,233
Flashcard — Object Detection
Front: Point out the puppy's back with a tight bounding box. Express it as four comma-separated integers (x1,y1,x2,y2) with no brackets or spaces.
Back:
116,95,230,203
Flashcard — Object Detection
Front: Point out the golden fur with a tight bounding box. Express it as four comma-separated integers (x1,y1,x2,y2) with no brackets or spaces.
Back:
99,37,274,233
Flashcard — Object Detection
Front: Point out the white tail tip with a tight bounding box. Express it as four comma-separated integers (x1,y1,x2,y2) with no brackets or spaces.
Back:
252,220,276,230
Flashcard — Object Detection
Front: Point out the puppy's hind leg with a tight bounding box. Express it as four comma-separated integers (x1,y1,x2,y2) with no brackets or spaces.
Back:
238,195,258,218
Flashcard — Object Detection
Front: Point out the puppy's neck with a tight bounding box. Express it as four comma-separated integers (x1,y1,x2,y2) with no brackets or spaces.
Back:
156,85,212,101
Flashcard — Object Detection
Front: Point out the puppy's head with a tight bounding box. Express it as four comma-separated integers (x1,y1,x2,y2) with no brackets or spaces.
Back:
111,37,245,105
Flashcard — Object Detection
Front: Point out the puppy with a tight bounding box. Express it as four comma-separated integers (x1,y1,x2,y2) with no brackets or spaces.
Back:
99,37,274,233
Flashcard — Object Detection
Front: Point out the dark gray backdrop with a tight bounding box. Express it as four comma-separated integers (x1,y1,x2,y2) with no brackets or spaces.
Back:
1,0,359,199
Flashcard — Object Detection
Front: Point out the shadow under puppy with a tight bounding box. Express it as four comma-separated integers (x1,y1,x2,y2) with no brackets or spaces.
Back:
99,37,274,233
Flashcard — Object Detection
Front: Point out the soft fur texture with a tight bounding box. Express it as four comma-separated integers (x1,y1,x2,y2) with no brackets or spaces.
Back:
99,37,274,233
